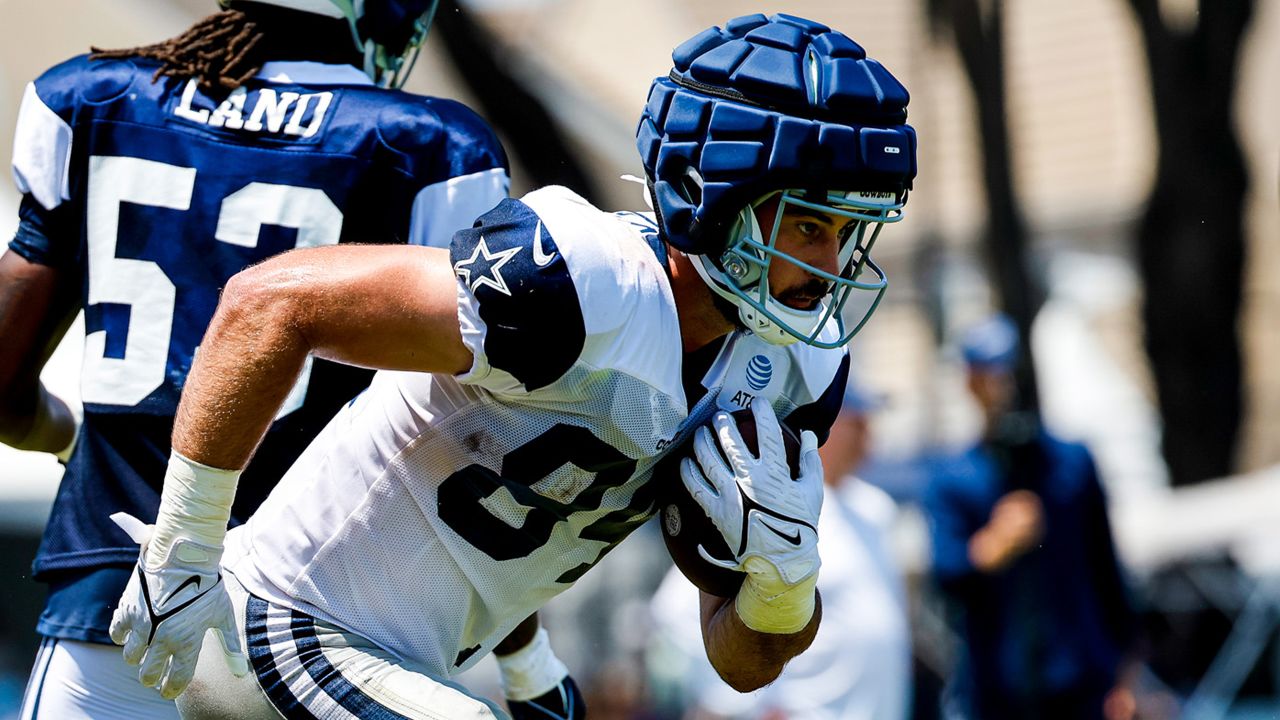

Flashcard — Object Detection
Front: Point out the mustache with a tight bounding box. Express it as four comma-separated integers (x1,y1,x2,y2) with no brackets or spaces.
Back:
777,278,832,305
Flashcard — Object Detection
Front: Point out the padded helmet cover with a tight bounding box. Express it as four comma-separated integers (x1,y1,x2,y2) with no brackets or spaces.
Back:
636,13,917,255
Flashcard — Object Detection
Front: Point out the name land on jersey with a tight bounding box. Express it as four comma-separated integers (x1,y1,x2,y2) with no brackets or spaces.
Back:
173,78,331,138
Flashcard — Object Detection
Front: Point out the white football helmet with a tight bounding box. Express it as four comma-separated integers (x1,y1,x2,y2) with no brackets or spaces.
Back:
221,0,438,88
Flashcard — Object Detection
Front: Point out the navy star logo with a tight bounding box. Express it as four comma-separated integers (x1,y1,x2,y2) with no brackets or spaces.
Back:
454,236,523,296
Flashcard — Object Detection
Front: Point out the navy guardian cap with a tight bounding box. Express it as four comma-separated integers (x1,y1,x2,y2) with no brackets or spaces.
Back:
637,14,917,348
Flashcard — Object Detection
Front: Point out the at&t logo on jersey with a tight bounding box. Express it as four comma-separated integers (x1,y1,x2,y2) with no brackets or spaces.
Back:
746,354,773,391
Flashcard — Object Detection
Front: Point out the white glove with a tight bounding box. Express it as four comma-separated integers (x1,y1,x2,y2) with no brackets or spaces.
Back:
680,401,825,633
110,511,247,700
110,452,247,697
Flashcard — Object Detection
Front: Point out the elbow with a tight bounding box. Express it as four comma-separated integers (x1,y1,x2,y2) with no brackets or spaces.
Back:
220,265,281,319
216,264,309,348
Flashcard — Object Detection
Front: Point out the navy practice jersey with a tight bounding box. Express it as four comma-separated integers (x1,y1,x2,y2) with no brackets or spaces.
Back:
8,56,508,642
223,187,849,676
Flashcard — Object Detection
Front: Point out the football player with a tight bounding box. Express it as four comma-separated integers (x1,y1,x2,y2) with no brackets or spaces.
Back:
108,12,917,719
0,1,533,718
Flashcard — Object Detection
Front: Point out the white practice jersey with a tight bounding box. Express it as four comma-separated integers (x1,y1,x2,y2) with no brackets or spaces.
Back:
224,186,850,678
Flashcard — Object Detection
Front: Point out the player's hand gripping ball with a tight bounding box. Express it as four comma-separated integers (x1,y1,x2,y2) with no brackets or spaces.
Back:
658,407,802,597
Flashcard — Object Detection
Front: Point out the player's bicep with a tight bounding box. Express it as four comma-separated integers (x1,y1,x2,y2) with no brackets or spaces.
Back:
0,249,77,406
224,244,471,375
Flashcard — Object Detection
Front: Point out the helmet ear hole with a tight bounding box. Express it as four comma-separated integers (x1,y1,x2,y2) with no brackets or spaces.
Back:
675,168,703,207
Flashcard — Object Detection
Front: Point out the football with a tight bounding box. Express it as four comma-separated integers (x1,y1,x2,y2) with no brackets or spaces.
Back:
657,408,803,597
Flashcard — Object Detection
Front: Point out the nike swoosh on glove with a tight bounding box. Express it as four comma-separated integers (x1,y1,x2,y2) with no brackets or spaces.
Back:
108,512,247,699
507,675,586,720
679,400,824,586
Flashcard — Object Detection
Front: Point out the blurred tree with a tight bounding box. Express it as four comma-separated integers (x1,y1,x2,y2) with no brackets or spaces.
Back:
1126,0,1252,486
433,0,600,204
925,0,1044,416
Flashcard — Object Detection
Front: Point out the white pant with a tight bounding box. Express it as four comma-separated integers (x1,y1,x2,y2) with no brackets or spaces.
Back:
179,572,507,719
19,636,180,720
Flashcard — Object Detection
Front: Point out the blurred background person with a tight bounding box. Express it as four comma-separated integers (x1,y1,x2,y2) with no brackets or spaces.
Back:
649,378,911,720
922,315,1140,720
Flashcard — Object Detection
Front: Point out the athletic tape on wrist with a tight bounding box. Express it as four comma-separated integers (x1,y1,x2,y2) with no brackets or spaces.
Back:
146,451,241,568
495,627,570,702
735,566,818,634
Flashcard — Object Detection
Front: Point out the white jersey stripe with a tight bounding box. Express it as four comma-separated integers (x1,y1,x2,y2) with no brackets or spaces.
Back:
292,614,413,719
271,606,360,720
249,594,427,720
11,82,72,210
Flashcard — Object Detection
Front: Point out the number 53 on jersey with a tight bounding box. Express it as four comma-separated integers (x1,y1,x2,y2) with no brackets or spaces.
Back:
83,155,342,417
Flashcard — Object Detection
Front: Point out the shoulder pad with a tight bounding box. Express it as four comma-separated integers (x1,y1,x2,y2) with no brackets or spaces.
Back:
34,55,137,115
375,94,508,187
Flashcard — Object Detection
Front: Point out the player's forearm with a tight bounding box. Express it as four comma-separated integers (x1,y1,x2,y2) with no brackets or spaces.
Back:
0,251,78,452
149,269,310,564
0,379,39,446
172,244,472,470
172,266,311,471
700,589,821,692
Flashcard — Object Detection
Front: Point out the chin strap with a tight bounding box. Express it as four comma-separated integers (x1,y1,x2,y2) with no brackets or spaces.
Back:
688,252,812,347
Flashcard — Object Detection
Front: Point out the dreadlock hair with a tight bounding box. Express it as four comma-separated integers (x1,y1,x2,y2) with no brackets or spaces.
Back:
90,3,361,93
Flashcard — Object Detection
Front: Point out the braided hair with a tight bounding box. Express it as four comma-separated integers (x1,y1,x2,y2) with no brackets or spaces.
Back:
91,10,266,92
89,4,360,93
